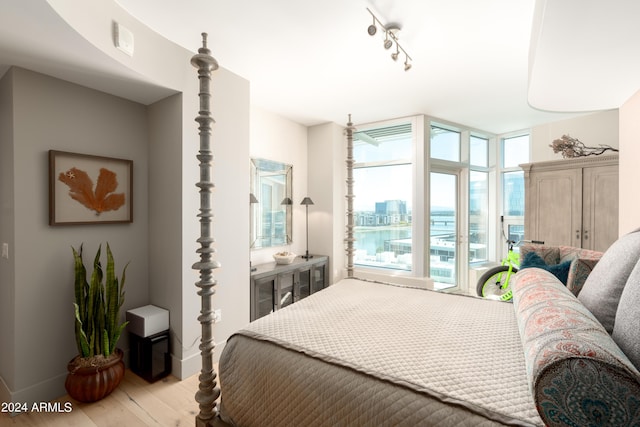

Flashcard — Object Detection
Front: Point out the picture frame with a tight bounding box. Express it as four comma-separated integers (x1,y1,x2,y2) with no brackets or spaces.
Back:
49,150,133,225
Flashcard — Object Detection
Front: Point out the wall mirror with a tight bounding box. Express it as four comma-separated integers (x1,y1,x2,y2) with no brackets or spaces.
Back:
250,158,293,249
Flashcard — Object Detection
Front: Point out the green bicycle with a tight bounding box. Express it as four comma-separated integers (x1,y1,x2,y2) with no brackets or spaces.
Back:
476,218,543,301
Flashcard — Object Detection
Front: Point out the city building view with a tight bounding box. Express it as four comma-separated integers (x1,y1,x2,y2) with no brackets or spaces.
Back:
352,171,525,287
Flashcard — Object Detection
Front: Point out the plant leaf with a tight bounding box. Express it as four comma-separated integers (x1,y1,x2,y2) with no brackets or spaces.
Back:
71,242,128,358
73,303,89,357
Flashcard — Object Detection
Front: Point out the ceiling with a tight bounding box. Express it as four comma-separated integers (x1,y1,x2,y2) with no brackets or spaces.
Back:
1,0,638,134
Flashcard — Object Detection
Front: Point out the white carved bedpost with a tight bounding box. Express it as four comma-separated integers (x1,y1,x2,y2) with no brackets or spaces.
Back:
190,33,221,427
345,115,356,277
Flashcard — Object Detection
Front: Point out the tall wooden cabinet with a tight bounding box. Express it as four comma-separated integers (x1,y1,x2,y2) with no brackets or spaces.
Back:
522,155,618,252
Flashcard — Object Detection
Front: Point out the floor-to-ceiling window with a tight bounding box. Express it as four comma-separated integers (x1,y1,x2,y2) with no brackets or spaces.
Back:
349,115,529,290
430,170,459,288
469,135,489,263
353,120,413,271
501,134,529,243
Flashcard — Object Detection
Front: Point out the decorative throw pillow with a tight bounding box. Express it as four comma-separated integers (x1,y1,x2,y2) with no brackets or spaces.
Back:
578,229,640,334
519,251,571,285
519,244,560,265
612,258,640,370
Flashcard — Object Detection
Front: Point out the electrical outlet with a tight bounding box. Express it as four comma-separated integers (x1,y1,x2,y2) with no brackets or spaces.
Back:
1,243,8,259
213,309,222,323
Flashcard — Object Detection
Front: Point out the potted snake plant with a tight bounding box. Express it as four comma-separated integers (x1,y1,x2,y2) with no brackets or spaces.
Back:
65,243,129,403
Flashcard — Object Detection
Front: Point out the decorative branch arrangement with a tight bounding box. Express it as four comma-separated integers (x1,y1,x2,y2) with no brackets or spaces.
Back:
550,135,619,159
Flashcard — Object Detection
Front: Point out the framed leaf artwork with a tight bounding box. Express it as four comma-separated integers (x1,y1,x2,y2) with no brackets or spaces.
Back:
49,150,133,225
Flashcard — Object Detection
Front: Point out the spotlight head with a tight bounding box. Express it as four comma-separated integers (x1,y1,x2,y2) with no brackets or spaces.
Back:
367,24,377,36
391,45,400,61
384,38,393,49
404,61,412,71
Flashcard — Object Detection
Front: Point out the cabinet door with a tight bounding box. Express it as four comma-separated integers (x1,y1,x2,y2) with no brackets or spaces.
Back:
277,272,295,309
252,276,275,321
583,165,619,251
298,267,311,301
311,261,327,294
526,168,582,247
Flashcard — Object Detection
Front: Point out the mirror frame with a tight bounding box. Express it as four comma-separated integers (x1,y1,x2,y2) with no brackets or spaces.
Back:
250,158,293,249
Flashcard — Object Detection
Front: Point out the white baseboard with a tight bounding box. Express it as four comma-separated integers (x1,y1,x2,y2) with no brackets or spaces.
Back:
0,371,67,414
0,374,10,405
171,339,227,380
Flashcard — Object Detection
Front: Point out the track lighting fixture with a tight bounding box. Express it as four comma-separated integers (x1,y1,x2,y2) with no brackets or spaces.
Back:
391,44,400,61
367,16,377,36
383,32,393,49
366,8,412,71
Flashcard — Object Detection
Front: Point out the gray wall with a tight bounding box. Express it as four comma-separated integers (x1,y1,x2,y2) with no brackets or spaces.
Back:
1,67,150,402
147,93,185,374
0,62,250,404
0,64,16,405
0,0,251,407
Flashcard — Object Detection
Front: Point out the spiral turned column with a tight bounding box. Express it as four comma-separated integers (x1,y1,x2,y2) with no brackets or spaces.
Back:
190,33,221,427
345,114,356,278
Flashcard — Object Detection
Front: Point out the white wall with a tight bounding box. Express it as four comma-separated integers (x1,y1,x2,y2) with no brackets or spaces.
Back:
180,67,251,375
249,107,308,265
308,122,347,284
619,90,640,235
530,110,619,162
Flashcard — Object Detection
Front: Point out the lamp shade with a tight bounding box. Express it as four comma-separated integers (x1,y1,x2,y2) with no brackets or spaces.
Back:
300,197,314,206
250,193,259,204
281,197,293,205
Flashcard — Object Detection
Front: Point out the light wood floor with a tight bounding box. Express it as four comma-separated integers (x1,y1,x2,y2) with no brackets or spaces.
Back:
0,370,210,427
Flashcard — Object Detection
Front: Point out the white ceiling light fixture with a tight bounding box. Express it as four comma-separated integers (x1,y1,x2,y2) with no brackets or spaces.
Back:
366,8,412,71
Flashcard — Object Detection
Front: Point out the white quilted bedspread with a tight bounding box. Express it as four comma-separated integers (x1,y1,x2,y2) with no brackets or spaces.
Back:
220,278,543,426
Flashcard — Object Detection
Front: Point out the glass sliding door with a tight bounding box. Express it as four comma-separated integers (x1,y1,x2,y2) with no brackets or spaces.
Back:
430,171,458,290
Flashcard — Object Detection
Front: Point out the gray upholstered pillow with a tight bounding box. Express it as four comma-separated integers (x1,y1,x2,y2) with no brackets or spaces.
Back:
578,229,640,333
612,258,640,370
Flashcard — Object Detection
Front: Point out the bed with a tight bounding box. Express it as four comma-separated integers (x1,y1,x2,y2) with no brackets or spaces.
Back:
214,257,640,427
190,34,640,427
218,278,542,426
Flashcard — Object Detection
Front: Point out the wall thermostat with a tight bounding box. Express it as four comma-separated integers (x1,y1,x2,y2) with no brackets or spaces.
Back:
113,22,134,56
